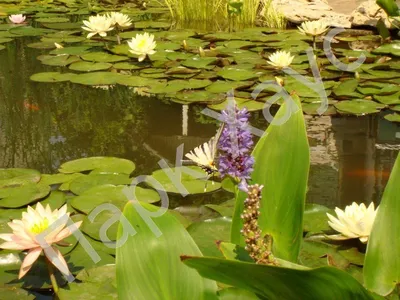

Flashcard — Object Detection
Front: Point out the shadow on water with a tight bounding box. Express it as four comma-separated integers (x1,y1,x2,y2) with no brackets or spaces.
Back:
0,38,399,209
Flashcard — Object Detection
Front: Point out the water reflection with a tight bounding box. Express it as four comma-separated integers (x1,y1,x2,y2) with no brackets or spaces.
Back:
0,38,399,208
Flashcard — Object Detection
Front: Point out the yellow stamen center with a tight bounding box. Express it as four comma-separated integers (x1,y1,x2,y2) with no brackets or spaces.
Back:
30,218,50,234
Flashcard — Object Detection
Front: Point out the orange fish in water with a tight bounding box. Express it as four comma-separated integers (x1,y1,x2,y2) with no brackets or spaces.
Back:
23,100,39,111
346,169,391,178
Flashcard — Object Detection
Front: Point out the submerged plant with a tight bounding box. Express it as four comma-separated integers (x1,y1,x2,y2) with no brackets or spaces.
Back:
0,203,81,291
241,184,277,265
127,32,157,62
82,15,114,39
298,20,329,50
326,202,378,243
8,14,26,24
267,50,294,70
218,101,254,190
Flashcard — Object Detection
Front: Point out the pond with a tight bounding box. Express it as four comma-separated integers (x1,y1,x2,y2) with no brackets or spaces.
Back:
1,38,398,211
1,1,400,299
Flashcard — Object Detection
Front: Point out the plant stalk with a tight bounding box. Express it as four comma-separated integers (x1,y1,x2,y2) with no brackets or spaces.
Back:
46,258,59,295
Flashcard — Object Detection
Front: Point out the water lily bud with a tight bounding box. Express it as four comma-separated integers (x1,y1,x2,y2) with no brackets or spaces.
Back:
182,39,188,51
199,47,205,57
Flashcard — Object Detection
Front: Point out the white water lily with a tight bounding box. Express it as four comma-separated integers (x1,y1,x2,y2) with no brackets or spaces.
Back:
0,203,82,278
326,202,378,243
298,20,329,37
267,50,294,69
127,32,157,62
106,12,132,28
9,14,26,24
82,15,114,39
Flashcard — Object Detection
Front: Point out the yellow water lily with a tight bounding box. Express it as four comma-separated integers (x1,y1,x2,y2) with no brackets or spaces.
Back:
267,50,294,69
127,32,157,62
298,20,329,37
0,203,82,279
326,202,378,243
82,15,114,39
106,12,132,28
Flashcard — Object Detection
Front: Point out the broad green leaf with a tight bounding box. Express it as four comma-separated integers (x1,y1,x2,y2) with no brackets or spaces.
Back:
364,153,400,296
69,173,131,195
0,183,50,208
334,100,385,115
384,113,400,122
231,94,309,262
377,0,399,16
183,257,374,299
0,168,40,188
58,265,117,299
116,202,218,300
218,287,259,299
59,157,135,174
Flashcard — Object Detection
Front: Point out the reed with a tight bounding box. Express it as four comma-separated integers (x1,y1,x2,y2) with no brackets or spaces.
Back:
259,0,287,29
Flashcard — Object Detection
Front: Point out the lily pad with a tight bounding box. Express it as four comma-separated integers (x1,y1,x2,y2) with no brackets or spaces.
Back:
0,168,40,188
9,26,54,36
333,79,359,97
40,173,84,186
50,46,92,55
35,17,70,23
39,55,81,67
70,184,160,214
69,173,132,195
181,57,217,69
134,21,171,29
373,92,400,105
30,72,77,82
217,68,258,81
334,100,385,115
81,52,129,63
0,183,50,208
70,72,126,86
59,157,135,174
303,204,334,234
384,113,400,122
148,166,221,194
69,61,112,72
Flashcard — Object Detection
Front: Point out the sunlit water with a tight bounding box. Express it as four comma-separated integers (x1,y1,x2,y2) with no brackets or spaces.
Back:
0,38,399,210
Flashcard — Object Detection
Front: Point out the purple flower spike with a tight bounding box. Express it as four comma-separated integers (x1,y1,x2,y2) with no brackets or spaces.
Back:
218,101,254,189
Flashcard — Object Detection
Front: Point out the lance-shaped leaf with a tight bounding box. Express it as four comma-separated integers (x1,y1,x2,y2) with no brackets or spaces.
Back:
116,201,218,300
377,0,399,16
182,257,374,300
231,94,310,262
364,153,400,295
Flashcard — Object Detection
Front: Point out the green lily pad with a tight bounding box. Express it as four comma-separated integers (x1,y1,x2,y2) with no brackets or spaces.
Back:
148,166,221,194
70,72,126,86
58,265,117,299
69,173,132,195
117,76,163,87
333,79,359,97
173,90,224,104
39,190,66,210
303,204,334,234
134,21,171,29
35,17,70,23
390,105,400,112
59,157,135,174
42,22,83,30
209,98,265,111
0,37,12,43
205,198,235,217
70,184,160,214
372,42,400,57
217,68,258,81
206,81,254,93
0,168,40,188
27,41,57,49
181,57,217,69
40,173,84,186
302,103,337,116
39,55,81,66
334,100,385,115
81,52,129,63
373,92,400,105
69,61,112,72
187,217,231,257
0,183,50,208
384,113,400,122
0,287,35,299
81,209,119,241
30,72,77,82
50,46,92,55
9,26,54,36
112,62,143,70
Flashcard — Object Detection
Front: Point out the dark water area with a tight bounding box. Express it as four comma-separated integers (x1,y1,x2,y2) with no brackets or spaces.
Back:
0,38,399,210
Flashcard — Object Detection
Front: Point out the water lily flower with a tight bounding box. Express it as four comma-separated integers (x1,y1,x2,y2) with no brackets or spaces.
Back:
82,15,114,39
127,32,156,62
9,14,26,24
326,202,378,243
0,203,82,279
106,12,132,28
267,50,294,69
298,20,329,37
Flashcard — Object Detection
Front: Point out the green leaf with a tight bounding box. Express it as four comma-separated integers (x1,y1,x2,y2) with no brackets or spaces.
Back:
0,183,50,208
334,100,385,115
218,287,259,299
231,94,309,262
0,168,40,188
364,153,400,296
30,72,77,82
333,79,359,97
116,202,218,300
69,61,112,72
69,173,131,195
59,157,135,174
384,113,400,122
377,0,399,16
58,265,117,300
182,257,374,299
187,217,231,257
303,204,334,234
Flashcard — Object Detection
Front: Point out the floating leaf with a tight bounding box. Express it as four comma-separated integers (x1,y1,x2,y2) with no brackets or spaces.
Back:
69,173,132,195
59,157,135,174
30,72,77,82
217,68,258,81
70,72,125,86
384,113,400,122
0,183,50,208
69,61,112,72
81,52,129,63
0,168,40,188
334,100,385,115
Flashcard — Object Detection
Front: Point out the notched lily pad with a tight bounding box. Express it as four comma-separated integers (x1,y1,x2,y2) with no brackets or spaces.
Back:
59,157,135,175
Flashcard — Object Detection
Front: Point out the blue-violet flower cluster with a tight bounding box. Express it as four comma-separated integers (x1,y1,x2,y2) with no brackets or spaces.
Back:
218,103,254,189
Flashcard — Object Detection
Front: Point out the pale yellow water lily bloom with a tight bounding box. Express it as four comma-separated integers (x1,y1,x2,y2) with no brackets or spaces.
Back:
127,32,157,62
106,12,132,28
326,202,378,243
298,20,329,37
0,203,82,279
82,15,114,39
267,50,294,69
9,14,26,24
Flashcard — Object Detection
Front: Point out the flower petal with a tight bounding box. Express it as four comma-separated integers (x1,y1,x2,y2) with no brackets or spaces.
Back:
18,247,42,279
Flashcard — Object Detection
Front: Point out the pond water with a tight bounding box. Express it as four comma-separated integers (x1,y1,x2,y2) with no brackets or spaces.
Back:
1,38,398,210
